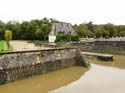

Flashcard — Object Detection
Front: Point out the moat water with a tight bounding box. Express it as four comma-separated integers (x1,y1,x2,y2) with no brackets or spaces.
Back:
0,55,125,93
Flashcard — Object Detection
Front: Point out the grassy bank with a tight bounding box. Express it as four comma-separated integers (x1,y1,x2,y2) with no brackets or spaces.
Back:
0,41,4,52
0,40,13,52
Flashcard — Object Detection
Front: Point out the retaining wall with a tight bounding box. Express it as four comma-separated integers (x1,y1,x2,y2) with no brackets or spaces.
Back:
71,41,125,55
0,48,88,84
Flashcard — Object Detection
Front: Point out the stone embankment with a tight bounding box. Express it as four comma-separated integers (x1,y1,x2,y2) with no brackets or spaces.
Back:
0,48,89,84
71,40,125,55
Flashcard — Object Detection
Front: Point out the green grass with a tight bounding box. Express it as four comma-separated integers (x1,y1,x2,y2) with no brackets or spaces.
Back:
0,41,4,52
5,43,13,51
0,40,13,52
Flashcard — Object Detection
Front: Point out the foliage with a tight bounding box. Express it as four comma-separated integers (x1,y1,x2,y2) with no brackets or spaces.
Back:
4,30,12,40
74,23,88,37
0,18,51,40
35,28,42,39
41,24,50,40
56,34,79,42
0,18,125,41
71,34,79,41
0,41,4,52
0,40,13,52
74,22,125,38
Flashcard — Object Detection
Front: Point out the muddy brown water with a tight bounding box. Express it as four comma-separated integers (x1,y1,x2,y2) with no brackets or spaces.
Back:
0,55,125,93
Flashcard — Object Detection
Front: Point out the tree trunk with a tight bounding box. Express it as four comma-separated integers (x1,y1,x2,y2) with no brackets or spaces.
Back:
6,40,10,48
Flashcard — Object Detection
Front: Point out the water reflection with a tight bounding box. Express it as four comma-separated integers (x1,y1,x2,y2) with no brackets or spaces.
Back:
0,66,88,93
50,64,125,93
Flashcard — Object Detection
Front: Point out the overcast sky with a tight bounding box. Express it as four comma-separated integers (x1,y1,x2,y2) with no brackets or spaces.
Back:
0,0,125,25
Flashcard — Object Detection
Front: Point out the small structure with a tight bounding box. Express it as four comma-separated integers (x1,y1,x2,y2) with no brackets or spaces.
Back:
97,55,113,61
49,34,56,43
82,52,113,61
49,22,75,42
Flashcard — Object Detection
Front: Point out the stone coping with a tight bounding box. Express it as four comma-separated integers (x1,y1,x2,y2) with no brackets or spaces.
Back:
0,48,76,55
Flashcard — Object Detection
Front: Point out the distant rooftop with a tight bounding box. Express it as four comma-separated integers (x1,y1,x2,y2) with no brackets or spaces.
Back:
49,22,75,35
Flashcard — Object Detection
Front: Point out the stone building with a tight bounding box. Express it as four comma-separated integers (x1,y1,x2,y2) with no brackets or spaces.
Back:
49,22,75,42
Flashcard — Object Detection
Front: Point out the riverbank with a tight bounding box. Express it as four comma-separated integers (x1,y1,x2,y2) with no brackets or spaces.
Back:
0,66,88,93
89,55,125,69
0,48,89,84
0,41,4,51
50,54,125,93
71,40,125,55
0,54,125,93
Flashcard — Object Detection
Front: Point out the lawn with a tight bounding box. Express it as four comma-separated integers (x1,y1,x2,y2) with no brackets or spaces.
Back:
4,41,13,51
0,40,13,52
0,41,4,52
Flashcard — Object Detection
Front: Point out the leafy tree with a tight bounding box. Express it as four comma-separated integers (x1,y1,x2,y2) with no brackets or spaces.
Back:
4,30,12,47
42,17,49,24
1,18,125,41
86,31,94,38
0,21,5,40
35,28,42,39
119,31,125,37
74,23,88,37
104,23,117,37
87,21,94,32
42,24,50,40
4,30,12,40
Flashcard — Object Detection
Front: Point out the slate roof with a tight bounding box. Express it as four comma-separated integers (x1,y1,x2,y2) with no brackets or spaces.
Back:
49,22,75,35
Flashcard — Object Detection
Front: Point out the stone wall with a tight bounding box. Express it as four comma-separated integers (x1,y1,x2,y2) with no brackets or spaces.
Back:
0,48,88,84
71,41,125,55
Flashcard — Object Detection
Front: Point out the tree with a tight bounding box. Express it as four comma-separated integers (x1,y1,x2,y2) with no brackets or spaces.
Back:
86,31,94,38
119,31,125,37
1,18,125,40
87,21,94,32
4,30,12,47
74,23,88,37
93,25,103,38
42,24,50,40
104,23,117,37
35,28,42,39
0,21,5,40
42,17,49,24
4,30,12,40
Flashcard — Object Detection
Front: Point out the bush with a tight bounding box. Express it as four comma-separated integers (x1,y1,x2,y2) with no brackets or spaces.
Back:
56,34,79,42
56,34,62,42
71,34,79,41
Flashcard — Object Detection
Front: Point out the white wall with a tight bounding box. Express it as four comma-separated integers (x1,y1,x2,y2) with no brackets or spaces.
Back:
49,34,56,42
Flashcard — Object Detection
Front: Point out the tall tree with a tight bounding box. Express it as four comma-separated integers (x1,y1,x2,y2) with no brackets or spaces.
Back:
74,24,86,37
42,24,50,40
35,28,42,40
104,23,117,37
87,21,94,32
4,30,12,47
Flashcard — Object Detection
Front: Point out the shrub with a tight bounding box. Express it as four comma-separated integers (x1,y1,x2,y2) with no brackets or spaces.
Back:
56,34,79,42
71,34,79,41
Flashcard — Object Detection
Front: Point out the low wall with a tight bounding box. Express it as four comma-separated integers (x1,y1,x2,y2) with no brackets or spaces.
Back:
71,41,125,55
0,48,88,84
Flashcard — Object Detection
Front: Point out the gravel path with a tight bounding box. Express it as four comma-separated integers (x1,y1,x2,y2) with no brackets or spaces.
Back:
10,40,50,51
